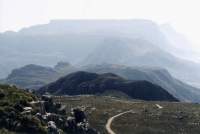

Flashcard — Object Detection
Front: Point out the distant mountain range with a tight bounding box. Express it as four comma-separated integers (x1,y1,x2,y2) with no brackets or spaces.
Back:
1,19,200,88
38,71,178,102
1,19,200,103
2,62,200,102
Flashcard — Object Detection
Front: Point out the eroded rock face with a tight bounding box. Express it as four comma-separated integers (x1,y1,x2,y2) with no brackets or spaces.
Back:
47,121,59,134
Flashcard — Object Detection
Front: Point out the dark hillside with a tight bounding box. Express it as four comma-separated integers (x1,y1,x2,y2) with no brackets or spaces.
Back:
39,71,178,101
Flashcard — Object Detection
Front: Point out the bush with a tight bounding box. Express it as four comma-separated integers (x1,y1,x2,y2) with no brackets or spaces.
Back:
0,89,5,99
19,115,47,134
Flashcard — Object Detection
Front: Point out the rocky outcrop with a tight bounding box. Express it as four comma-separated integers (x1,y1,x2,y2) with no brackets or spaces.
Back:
0,84,99,134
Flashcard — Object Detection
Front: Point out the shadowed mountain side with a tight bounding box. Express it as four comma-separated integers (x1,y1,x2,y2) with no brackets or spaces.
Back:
83,64,200,102
39,71,178,102
3,62,200,102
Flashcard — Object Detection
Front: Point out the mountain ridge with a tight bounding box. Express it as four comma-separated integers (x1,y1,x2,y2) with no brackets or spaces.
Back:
84,64,200,102
39,71,178,102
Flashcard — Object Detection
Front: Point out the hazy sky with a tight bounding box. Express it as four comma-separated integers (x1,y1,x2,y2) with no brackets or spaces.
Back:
1,0,200,47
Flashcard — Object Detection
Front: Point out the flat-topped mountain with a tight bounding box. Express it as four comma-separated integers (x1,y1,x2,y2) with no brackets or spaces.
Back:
0,19,166,79
0,19,200,87
39,71,178,102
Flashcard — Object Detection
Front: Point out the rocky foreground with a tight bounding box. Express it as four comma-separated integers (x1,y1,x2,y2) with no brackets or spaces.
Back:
0,84,98,134
1,84,200,134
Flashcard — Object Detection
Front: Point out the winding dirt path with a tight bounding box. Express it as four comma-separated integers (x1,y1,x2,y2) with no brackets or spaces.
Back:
106,110,134,134
155,104,163,109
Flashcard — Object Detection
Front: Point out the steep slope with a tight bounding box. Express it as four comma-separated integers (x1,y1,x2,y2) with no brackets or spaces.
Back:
82,37,200,87
3,62,76,89
82,38,162,65
39,71,178,102
84,64,200,102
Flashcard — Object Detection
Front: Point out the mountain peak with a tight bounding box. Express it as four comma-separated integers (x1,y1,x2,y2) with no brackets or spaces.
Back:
54,61,71,70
